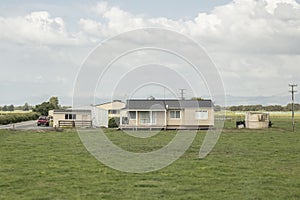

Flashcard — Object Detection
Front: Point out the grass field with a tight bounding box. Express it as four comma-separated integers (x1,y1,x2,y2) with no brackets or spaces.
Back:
0,116,300,199
0,110,32,114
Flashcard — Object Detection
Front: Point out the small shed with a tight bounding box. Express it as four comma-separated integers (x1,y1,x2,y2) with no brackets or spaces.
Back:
49,106,108,128
245,112,270,129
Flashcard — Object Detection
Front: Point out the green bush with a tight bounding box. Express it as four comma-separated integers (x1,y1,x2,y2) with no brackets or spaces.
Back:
108,117,120,128
0,112,39,125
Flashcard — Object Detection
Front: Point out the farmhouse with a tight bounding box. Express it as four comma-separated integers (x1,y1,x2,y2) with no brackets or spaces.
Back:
96,100,126,118
49,106,108,128
119,99,214,130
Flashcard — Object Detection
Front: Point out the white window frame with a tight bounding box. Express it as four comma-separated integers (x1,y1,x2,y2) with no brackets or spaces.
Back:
128,111,136,119
65,114,76,120
195,110,208,120
139,111,150,124
170,110,181,119
152,111,157,125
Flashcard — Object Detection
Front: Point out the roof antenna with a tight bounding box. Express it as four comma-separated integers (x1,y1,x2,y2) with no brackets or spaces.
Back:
179,89,186,100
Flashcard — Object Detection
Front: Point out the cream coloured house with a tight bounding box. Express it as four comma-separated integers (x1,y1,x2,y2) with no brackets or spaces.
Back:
119,99,214,130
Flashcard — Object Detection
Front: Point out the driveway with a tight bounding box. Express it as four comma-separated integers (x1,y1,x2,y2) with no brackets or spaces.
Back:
0,120,54,130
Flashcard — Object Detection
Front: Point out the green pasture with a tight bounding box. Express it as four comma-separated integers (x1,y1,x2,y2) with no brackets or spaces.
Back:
0,110,32,114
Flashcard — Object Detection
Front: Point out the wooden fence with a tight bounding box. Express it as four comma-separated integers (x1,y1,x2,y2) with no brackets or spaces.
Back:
58,120,92,128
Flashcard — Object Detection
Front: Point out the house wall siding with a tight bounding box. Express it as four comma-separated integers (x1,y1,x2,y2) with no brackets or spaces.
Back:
52,113,92,127
167,110,184,126
120,105,214,128
155,111,165,126
167,108,214,126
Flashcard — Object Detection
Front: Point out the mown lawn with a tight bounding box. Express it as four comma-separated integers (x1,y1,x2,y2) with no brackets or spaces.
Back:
0,117,300,199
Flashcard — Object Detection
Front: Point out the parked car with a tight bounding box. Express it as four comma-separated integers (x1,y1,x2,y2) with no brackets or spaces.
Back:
37,116,50,126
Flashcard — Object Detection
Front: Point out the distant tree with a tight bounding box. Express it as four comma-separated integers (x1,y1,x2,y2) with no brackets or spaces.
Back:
191,97,204,100
228,104,294,111
250,105,263,111
285,103,300,111
23,102,30,111
295,103,300,111
2,105,8,111
0,106,2,111
33,97,61,116
214,105,222,112
7,104,14,111
229,106,237,111
13,105,22,110
264,105,284,111
49,96,59,109
33,102,54,116
237,105,243,111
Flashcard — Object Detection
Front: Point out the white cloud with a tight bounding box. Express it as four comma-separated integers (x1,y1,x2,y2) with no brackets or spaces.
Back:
77,0,300,98
1,0,300,104
78,0,300,55
264,0,300,13
0,11,84,45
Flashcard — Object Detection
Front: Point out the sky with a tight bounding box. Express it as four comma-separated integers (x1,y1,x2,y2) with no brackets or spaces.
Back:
0,0,300,106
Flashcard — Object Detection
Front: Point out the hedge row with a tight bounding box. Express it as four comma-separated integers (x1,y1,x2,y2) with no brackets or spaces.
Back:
0,112,39,125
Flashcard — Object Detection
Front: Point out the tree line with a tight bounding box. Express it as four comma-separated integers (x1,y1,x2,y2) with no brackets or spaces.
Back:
0,97,61,125
0,97,60,116
227,103,300,112
0,103,32,111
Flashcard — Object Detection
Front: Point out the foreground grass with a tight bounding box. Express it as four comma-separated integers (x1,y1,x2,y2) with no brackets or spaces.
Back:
0,125,300,199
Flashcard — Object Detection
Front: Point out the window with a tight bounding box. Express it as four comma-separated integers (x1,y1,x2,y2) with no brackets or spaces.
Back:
108,110,120,114
122,117,129,124
170,110,180,119
140,111,150,124
65,114,76,120
259,114,268,122
195,111,208,120
128,111,136,119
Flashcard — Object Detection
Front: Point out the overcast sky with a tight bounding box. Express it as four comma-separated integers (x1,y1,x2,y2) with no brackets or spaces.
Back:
1,0,300,106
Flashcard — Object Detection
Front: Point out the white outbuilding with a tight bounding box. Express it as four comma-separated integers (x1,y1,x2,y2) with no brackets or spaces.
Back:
245,112,270,129
49,106,108,128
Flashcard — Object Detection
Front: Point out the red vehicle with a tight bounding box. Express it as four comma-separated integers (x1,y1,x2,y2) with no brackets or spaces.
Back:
37,116,50,126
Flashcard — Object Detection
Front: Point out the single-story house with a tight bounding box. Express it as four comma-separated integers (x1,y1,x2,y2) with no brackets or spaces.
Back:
49,106,108,128
119,99,214,130
96,100,126,118
245,112,270,129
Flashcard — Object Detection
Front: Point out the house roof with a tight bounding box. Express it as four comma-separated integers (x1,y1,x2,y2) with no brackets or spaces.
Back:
53,109,92,114
94,100,125,106
124,99,214,110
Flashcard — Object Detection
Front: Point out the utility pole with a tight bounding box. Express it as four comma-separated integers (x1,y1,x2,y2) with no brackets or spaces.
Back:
179,89,186,100
289,84,297,132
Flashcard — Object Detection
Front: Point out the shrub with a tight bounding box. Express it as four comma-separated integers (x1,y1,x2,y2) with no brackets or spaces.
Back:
108,117,120,128
0,112,39,125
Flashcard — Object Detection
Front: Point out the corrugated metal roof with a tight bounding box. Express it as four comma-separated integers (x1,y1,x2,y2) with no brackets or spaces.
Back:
125,99,213,109
53,109,92,114
94,100,124,106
